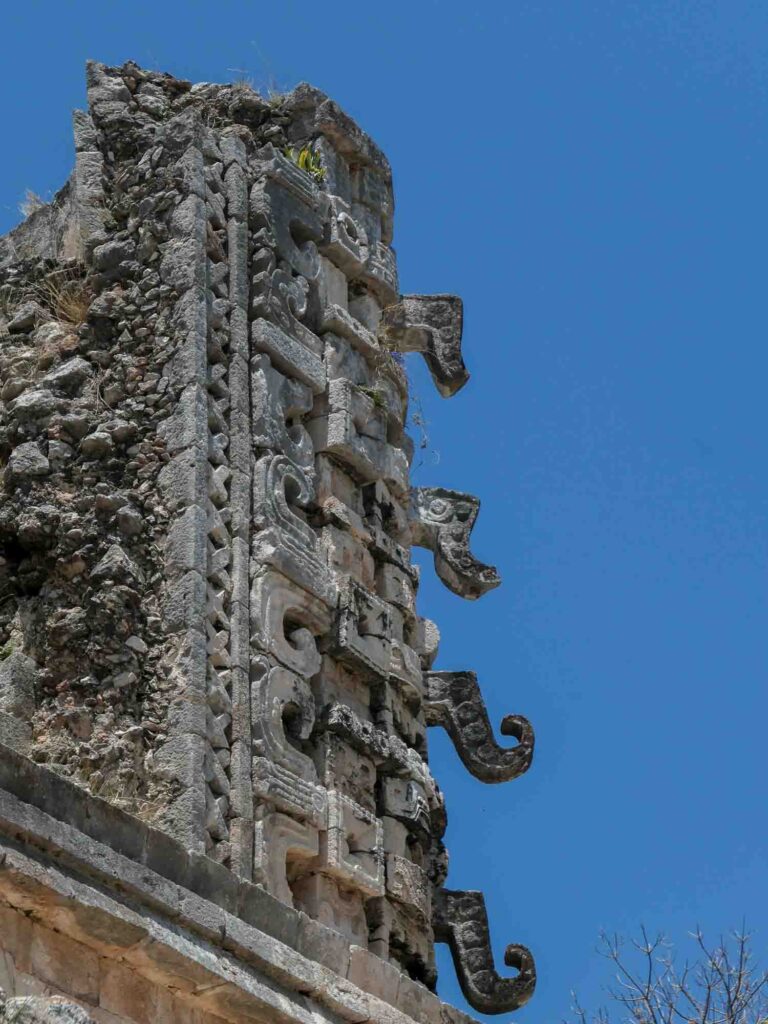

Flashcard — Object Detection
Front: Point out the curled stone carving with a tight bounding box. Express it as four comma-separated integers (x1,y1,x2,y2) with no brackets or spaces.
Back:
250,569,330,678
410,487,500,599
251,354,314,475
380,294,469,398
423,671,534,783
320,194,367,276
252,453,336,606
251,655,317,783
251,247,320,358
433,888,536,1014
250,146,326,280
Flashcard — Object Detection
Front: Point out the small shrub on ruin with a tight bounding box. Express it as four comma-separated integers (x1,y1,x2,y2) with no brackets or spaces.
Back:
283,145,326,183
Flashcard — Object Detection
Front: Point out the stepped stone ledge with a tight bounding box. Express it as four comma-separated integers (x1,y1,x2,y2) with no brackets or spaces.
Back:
0,60,536,1023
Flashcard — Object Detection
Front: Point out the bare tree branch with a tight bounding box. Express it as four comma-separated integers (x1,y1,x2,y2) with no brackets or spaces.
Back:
570,927,768,1024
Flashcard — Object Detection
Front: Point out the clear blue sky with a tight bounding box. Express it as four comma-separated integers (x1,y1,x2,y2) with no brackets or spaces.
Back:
3,2,767,1021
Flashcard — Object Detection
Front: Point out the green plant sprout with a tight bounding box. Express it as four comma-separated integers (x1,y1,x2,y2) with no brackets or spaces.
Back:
283,145,326,183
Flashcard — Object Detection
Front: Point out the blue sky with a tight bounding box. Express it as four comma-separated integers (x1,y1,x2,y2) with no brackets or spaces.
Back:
3,2,767,1021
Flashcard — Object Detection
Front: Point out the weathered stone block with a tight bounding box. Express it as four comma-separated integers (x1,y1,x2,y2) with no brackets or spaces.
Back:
29,926,99,1005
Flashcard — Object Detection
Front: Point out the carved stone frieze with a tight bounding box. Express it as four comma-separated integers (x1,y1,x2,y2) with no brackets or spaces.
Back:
386,853,432,921
379,775,431,839
250,353,314,473
331,576,393,681
250,146,326,280
252,453,336,605
251,756,328,826
250,568,330,678
320,194,367,276
423,671,534,783
251,247,321,358
410,487,501,599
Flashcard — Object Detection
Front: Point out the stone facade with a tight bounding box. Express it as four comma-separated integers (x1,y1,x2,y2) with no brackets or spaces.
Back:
0,62,535,1023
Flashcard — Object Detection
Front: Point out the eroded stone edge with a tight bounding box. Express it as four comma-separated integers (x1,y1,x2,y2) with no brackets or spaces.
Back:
0,746,479,1024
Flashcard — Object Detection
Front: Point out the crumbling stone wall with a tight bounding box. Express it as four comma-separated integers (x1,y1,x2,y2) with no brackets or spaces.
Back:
0,61,536,1018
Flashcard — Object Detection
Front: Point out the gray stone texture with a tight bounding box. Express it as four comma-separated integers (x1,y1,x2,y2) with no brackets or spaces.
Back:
0,59,537,1021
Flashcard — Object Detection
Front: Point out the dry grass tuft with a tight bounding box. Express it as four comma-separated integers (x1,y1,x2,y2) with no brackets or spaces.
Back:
34,267,92,326
19,190,46,219
0,284,18,323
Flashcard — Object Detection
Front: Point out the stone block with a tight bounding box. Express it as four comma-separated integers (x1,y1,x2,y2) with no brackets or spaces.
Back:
0,713,32,755
385,854,431,920
121,937,215,995
98,960,155,1023
0,903,33,971
237,882,301,951
397,975,443,1024
295,912,350,976
158,448,208,511
347,944,401,1006
183,851,240,916
177,889,228,943
319,306,380,362
318,525,375,591
7,443,50,484
251,319,325,395
316,256,348,309
29,925,99,1005
221,910,324,996
164,505,207,575
320,790,384,897
161,570,207,632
